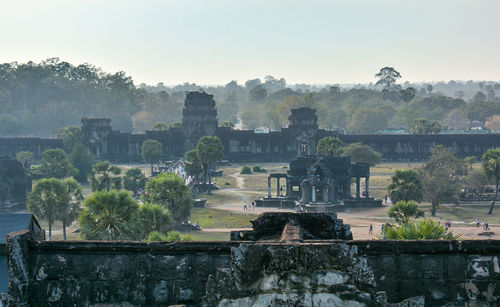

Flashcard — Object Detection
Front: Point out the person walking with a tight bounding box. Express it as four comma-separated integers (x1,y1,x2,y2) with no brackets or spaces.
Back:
369,224,373,235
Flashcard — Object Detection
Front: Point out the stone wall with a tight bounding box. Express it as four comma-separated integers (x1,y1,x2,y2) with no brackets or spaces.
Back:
3,231,500,306
1,231,235,306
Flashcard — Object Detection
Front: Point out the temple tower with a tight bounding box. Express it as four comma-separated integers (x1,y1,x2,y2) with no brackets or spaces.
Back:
182,91,218,150
288,108,319,156
81,118,112,157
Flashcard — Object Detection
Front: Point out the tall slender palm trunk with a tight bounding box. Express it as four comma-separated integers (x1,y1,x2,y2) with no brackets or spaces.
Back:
63,219,67,240
488,181,498,215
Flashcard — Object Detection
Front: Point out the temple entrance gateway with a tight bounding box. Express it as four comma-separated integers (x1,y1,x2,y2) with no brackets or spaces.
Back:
255,155,382,211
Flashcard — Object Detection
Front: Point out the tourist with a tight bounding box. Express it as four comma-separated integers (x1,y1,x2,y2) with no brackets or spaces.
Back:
485,220,489,230
243,202,247,210
482,220,486,230
476,218,480,227
252,201,255,210
369,224,373,235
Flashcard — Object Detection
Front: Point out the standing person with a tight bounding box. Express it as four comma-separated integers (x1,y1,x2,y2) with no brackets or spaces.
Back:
243,203,247,210
486,220,489,230
476,218,480,227
482,220,486,230
369,224,373,235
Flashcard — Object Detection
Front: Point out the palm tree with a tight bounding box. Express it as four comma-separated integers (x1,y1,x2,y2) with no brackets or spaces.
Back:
61,178,84,240
387,200,424,225
142,173,193,222
483,148,500,214
79,190,139,240
89,161,121,191
387,169,423,204
384,219,460,240
27,178,69,240
138,202,174,237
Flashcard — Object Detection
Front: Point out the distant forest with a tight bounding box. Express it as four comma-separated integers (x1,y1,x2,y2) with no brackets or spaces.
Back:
1,58,500,137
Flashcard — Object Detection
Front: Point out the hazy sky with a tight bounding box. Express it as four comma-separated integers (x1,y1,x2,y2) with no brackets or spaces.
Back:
1,0,499,85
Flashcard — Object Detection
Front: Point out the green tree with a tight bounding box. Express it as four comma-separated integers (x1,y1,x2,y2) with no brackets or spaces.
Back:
399,87,416,104
123,167,147,196
409,118,441,134
196,136,223,185
142,139,163,175
57,126,83,152
341,142,382,166
89,161,122,191
184,149,203,181
464,169,490,197
16,151,33,171
142,172,193,222
419,145,465,216
61,178,83,240
152,122,169,131
138,202,174,237
482,148,500,214
383,219,460,240
220,121,235,129
387,200,424,225
464,156,478,170
316,137,343,156
347,107,389,134
169,122,182,129
387,169,423,203
375,67,401,90
145,230,183,242
0,113,21,136
79,190,140,240
40,148,77,179
69,143,95,183
27,178,69,240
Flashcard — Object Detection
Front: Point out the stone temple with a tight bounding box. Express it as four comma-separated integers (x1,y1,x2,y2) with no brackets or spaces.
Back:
257,155,382,211
2,91,500,162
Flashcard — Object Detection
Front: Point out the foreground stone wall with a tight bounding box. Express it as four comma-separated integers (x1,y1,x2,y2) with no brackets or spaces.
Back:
1,231,235,306
2,231,500,306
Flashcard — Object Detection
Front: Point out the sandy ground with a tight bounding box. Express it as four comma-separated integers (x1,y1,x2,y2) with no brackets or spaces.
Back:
203,170,500,240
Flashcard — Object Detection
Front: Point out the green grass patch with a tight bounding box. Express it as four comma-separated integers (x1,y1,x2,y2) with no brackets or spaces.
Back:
180,231,230,241
189,208,257,228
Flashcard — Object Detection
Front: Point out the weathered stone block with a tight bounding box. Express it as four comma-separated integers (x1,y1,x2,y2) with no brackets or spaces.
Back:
378,255,397,276
399,255,418,279
156,255,193,280
447,255,467,281
397,279,424,301
90,281,130,303
424,279,448,303
467,256,493,280
419,255,444,279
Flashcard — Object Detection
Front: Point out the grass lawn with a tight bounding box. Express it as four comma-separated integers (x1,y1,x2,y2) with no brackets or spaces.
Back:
180,231,230,241
189,208,257,228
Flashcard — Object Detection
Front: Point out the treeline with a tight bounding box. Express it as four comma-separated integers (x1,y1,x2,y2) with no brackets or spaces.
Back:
1,59,500,137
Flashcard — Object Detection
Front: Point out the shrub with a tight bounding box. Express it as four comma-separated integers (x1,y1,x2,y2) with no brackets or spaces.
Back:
252,165,267,173
240,166,252,174
144,230,184,242
381,219,461,240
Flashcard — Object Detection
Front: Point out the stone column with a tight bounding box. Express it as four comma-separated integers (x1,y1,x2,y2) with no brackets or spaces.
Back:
277,178,280,197
312,186,316,202
324,187,329,202
267,177,271,198
356,177,360,199
365,177,370,199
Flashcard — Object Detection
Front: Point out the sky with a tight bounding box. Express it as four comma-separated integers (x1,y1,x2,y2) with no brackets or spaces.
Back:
1,0,499,85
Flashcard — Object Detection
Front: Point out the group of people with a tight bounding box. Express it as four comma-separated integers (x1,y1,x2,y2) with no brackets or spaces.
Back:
243,201,256,211
476,218,490,231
